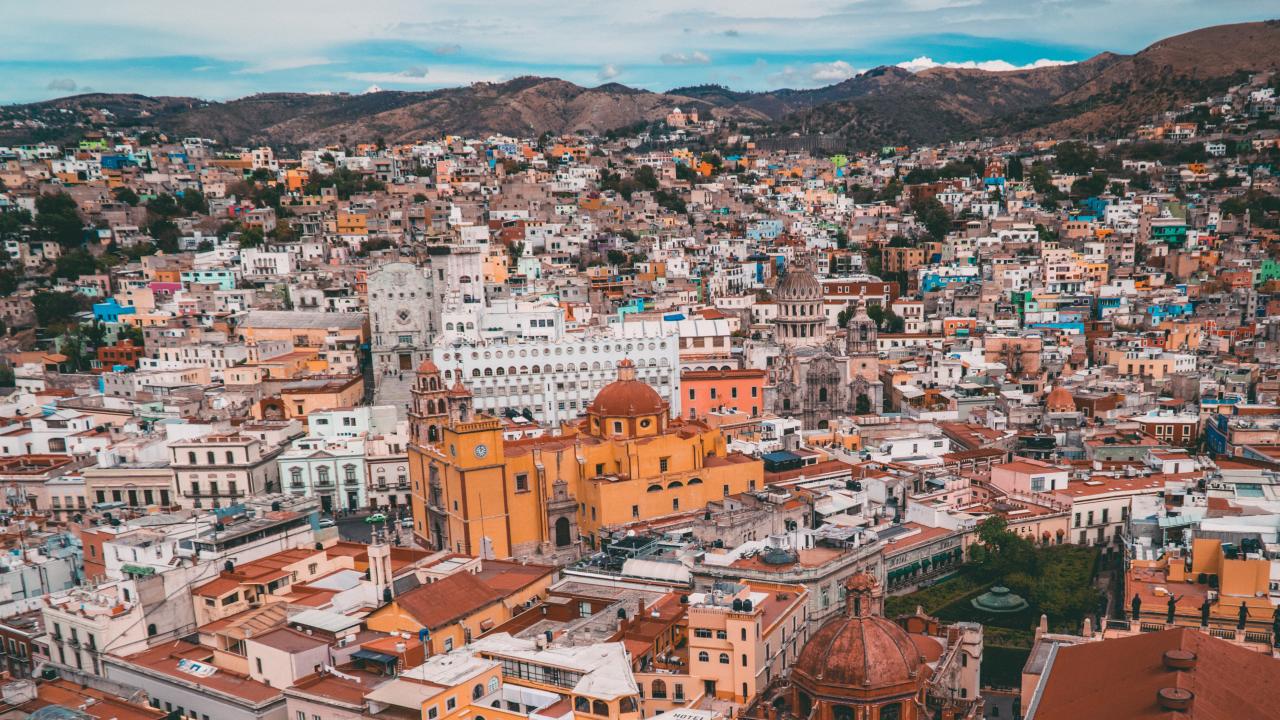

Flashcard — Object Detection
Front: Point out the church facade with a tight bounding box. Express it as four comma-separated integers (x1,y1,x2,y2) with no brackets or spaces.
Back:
763,260,884,429
368,262,434,413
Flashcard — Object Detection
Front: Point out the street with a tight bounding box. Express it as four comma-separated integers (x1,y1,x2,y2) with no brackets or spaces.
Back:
335,508,415,546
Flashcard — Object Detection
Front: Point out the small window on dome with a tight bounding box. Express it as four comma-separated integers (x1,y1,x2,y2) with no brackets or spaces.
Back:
613,421,623,434
640,418,651,429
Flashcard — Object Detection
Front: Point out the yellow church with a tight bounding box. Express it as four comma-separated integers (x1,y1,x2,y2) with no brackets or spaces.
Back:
408,359,763,561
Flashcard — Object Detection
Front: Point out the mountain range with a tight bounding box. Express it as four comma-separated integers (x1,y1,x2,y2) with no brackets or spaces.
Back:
3,21,1278,150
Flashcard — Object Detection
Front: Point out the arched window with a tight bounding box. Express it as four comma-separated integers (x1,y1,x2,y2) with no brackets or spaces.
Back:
818,387,828,403
619,697,637,713
666,481,683,489
147,623,157,637
575,698,590,713
718,653,730,664
833,706,854,720
698,651,709,662
592,701,609,716
487,677,499,694
879,702,901,720
651,680,667,699
472,684,485,700
647,485,662,493
797,693,812,719
687,477,703,485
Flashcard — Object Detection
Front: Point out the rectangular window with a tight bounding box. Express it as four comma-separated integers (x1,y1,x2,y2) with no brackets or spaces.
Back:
515,473,529,492
659,457,670,473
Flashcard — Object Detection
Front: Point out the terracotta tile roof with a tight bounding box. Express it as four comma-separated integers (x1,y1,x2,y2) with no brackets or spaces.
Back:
1032,627,1280,719
392,571,505,629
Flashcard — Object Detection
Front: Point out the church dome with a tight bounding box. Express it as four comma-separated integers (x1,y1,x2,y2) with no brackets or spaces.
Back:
588,360,667,418
792,573,926,695
776,262,823,302
1045,384,1075,413
416,358,440,374
793,613,924,692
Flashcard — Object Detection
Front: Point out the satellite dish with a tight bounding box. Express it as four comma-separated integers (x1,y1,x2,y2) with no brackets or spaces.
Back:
626,530,636,537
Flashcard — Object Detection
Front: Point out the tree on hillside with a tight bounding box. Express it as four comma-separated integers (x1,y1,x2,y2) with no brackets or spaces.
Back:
35,192,85,247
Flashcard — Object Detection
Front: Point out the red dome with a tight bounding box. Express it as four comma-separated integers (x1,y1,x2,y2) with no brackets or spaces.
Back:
588,362,667,417
1045,384,1075,413
416,359,440,374
792,614,925,692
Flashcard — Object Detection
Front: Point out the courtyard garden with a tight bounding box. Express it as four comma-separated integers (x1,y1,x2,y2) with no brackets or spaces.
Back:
884,517,1103,688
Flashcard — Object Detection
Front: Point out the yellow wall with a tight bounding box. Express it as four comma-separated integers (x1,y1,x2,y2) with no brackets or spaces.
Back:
412,416,762,557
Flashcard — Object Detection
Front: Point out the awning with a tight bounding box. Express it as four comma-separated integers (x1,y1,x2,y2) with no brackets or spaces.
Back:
352,649,398,665
121,564,155,577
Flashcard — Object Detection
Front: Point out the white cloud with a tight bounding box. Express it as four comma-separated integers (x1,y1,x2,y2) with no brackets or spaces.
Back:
598,63,621,81
340,68,500,87
432,44,461,56
768,60,862,87
660,50,712,65
234,56,333,74
896,55,1075,72
809,60,860,81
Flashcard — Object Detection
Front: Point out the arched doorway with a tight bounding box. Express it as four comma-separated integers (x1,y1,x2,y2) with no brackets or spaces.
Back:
555,517,572,547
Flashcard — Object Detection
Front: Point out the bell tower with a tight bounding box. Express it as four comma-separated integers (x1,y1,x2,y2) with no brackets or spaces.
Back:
409,360,448,447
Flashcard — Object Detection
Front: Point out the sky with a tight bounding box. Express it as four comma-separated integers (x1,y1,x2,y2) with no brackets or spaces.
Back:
1,1,1276,103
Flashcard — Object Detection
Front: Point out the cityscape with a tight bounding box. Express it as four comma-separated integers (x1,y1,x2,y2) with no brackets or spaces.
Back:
2,7,1280,720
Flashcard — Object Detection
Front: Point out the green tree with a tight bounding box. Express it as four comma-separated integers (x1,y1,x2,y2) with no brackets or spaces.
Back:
112,187,140,206
0,269,17,296
117,324,145,347
634,165,659,190
1070,172,1109,198
606,249,629,267
916,198,952,241
35,192,85,247
1028,163,1054,194
145,193,182,218
53,248,101,280
883,309,906,333
179,189,209,214
1005,157,1024,181
33,291,88,330
1053,141,1099,174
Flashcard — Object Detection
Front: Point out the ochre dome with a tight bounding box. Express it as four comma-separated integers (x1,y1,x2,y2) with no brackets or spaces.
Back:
588,359,667,417
1045,384,1075,413
792,613,925,692
416,358,440,374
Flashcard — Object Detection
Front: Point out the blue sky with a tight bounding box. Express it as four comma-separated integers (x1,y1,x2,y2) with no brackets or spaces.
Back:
1,1,1275,103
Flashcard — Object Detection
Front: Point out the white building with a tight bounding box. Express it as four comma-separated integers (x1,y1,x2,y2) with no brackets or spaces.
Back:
432,327,682,426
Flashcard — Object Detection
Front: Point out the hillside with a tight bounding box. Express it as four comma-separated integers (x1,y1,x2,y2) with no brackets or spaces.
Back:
2,20,1277,149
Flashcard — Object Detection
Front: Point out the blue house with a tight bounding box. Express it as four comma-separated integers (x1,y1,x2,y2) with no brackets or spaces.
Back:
93,298,135,324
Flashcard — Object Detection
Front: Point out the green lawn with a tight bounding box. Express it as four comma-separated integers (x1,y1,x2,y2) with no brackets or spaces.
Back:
886,543,1101,642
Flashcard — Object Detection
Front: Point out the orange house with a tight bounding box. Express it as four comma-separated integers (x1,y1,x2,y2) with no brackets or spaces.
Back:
681,369,766,420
